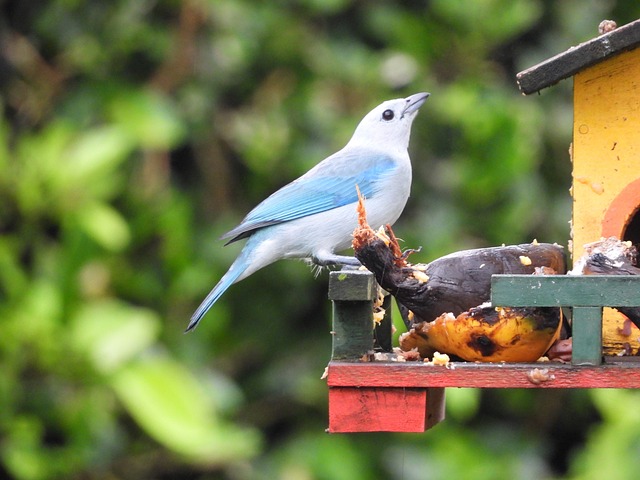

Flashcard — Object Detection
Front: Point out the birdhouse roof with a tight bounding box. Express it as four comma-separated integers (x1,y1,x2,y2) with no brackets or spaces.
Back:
517,18,640,95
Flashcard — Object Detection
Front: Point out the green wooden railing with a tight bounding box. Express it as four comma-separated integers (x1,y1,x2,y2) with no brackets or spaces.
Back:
329,270,640,366
491,275,640,365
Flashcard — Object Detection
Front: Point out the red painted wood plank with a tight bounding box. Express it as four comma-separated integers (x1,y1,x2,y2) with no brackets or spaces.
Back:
327,361,640,389
328,387,430,432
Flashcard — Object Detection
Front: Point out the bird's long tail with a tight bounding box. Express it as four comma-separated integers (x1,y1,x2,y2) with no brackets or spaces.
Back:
185,252,250,332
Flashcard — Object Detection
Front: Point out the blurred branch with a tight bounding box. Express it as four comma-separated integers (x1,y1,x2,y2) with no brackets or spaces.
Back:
149,1,204,93
1,32,67,125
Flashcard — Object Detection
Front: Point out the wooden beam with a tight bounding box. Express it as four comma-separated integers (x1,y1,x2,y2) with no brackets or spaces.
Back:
491,275,640,307
327,361,640,389
328,387,429,432
516,18,640,94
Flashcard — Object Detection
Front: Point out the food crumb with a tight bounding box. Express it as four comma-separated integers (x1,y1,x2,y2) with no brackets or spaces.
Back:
424,351,452,368
412,270,430,283
527,367,555,385
397,348,422,361
519,255,532,266
617,319,632,336
373,308,385,324
375,225,391,245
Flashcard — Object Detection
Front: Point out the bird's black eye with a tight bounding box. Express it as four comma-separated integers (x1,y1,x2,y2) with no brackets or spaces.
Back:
382,109,395,121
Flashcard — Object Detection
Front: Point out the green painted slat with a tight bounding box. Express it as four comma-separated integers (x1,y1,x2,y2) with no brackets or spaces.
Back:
328,270,375,301
491,275,640,307
331,300,374,360
571,307,603,366
330,270,375,359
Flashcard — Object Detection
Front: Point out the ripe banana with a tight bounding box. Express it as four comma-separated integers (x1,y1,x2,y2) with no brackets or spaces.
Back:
399,305,562,362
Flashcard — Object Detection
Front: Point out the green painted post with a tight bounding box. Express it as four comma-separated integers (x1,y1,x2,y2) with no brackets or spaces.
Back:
329,270,375,360
571,307,603,365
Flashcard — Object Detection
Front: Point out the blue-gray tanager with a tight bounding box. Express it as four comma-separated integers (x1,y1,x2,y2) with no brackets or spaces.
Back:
187,92,429,331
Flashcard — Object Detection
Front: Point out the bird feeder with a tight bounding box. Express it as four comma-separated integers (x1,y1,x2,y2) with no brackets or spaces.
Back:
518,17,640,358
326,18,640,434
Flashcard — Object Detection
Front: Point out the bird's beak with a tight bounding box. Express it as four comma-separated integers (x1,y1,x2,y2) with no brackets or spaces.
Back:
402,92,430,117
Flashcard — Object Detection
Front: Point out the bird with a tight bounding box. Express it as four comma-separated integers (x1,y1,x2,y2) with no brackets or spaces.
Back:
187,92,430,331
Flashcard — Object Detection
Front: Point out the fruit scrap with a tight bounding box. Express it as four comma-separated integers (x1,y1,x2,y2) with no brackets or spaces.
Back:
412,270,430,283
519,255,532,266
571,236,639,275
351,200,567,363
372,308,386,324
397,348,422,361
424,351,452,368
617,318,633,336
617,343,632,356
352,221,566,329
570,236,640,330
374,226,391,246
372,287,386,325
399,305,562,362
353,190,405,267
547,338,572,362
526,368,555,385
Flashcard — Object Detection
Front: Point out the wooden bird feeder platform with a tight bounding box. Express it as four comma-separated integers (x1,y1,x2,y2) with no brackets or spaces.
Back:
326,18,640,433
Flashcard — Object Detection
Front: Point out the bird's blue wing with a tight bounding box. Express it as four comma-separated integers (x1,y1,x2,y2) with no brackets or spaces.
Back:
222,150,397,243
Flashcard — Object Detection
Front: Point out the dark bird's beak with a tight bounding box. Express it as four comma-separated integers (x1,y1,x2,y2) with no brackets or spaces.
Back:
402,92,430,117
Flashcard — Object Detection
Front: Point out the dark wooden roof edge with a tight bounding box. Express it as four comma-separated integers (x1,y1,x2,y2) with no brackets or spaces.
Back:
516,18,640,95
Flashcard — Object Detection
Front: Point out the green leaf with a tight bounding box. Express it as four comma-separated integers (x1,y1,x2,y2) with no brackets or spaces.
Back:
432,0,542,44
0,104,9,175
446,388,480,421
110,357,261,464
2,416,47,480
64,125,134,184
70,300,160,373
76,202,131,251
108,89,185,149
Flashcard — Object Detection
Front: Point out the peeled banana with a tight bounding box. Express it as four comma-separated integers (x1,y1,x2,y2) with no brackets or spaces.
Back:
399,305,562,362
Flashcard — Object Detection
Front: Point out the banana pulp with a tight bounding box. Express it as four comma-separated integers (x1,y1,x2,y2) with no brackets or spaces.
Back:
399,305,562,362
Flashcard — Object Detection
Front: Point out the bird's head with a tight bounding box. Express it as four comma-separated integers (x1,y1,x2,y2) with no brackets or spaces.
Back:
348,92,429,151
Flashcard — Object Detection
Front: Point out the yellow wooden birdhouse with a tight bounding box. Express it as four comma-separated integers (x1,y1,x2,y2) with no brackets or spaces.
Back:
517,18,640,356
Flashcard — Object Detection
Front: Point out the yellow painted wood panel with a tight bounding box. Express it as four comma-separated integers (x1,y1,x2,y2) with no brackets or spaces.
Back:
573,47,640,356
573,47,640,260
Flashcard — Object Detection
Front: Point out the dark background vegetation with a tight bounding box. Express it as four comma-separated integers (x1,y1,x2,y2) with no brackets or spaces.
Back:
2,1,640,479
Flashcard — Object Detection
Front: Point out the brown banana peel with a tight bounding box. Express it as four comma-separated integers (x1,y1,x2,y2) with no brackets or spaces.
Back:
399,305,562,362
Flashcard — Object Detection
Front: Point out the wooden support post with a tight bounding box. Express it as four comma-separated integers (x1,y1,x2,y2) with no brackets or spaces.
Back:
572,307,603,365
327,268,445,433
328,269,375,360
328,386,445,433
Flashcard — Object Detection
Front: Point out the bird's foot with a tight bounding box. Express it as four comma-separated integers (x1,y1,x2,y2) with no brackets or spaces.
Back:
311,253,362,268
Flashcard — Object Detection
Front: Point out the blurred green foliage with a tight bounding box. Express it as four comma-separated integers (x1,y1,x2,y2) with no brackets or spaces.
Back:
2,0,640,479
